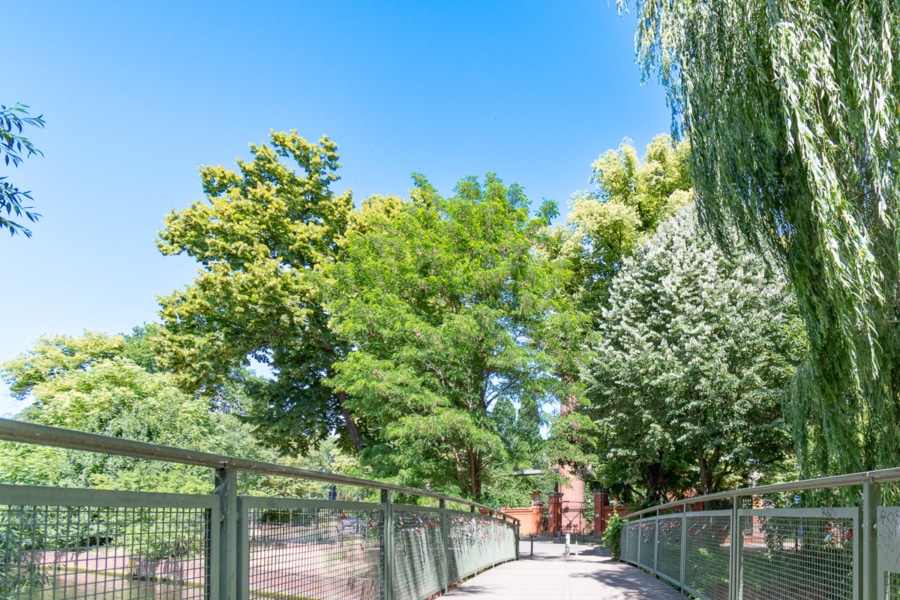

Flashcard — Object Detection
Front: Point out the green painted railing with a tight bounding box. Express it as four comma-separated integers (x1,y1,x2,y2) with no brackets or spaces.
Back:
0,418,519,600
618,467,900,600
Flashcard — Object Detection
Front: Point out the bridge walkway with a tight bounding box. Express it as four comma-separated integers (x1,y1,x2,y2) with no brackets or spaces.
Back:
446,539,685,600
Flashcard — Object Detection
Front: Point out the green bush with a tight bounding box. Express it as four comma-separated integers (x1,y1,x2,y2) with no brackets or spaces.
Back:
603,512,626,560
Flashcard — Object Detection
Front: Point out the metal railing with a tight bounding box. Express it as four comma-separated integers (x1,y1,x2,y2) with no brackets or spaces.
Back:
618,467,900,599
0,418,519,600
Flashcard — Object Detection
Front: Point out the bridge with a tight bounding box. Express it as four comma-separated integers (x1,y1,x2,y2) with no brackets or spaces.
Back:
5,418,900,600
447,538,683,599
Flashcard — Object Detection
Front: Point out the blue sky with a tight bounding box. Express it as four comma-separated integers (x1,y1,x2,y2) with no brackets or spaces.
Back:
1,1,670,415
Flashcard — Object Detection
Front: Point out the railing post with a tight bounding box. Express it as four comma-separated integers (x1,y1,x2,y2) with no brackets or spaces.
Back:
680,506,687,589
653,509,659,573
730,496,740,600
382,489,394,600
515,519,520,560
636,514,641,567
863,481,880,600
440,499,449,593
236,497,249,600
215,465,238,600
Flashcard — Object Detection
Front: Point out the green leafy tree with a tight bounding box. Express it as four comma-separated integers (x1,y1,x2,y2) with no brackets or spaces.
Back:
542,134,693,469
4,331,125,399
325,174,564,500
626,1,900,474
0,333,275,492
156,131,364,454
563,134,692,315
1,103,44,237
584,206,805,502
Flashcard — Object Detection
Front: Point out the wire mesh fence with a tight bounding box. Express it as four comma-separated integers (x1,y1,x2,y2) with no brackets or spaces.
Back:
656,516,682,586
636,520,656,571
619,484,894,600
0,485,217,600
0,419,520,600
0,488,517,600
683,511,731,600
739,508,857,600
624,521,638,565
392,507,444,600
445,511,515,582
240,498,383,600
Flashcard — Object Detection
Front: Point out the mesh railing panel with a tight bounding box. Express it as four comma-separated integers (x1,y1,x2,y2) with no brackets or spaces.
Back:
0,490,213,600
886,572,900,598
657,516,682,584
244,502,383,600
625,522,639,565
684,512,731,600
739,508,856,600
879,506,900,600
637,520,656,571
392,508,444,600
446,512,515,582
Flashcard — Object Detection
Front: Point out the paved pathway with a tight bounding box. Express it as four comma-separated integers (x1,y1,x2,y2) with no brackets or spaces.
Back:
446,539,686,600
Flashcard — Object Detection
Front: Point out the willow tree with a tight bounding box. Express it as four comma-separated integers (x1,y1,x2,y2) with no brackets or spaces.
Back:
626,1,900,474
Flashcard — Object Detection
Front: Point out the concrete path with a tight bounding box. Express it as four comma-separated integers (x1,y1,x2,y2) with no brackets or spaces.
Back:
446,539,686,600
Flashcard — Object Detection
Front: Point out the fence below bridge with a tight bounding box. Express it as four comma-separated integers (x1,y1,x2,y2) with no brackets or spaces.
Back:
0,418,518,600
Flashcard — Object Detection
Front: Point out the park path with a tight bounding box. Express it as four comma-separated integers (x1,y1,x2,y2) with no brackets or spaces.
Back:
446,539,686,600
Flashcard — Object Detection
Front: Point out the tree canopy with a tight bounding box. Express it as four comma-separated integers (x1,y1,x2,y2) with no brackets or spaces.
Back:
584,206,805,501
156,132,572,501
627,0,900,474
563,134,692,315
541,134,693,471
156,131,363,454
0,103,44,237
325,174,564,500
0,333,272,493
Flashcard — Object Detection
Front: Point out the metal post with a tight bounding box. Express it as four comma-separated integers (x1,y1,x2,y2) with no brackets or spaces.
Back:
439,499,449,593
215,466,238,600
680,505,687,589
530,534,534,557
382,489,394,600
654,509,660,573
236,497,249,600
730,495,740,600
636,514,641,567
514,521,520,560
863,481,880,600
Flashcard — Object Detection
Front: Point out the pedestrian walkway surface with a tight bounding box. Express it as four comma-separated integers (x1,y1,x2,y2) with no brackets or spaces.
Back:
446,539,686,600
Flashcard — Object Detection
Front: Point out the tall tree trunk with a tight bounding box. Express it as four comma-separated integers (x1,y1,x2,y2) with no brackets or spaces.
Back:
336,391,365,451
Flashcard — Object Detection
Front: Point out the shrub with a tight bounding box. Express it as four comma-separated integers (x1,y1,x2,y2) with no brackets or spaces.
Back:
603,512,626,560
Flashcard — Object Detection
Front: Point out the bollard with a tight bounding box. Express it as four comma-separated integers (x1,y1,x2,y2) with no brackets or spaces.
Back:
530,533,534,556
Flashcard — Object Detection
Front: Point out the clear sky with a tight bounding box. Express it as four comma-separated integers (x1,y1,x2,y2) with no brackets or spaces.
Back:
1,1,671,415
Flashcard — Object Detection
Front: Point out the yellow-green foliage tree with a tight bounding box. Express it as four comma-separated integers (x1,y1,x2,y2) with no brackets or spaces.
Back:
156,131,365,454
0,333,272,492
545,134,693,470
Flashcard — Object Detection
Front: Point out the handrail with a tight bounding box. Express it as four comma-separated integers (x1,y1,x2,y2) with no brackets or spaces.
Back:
0,417,518,522
622,465,900,520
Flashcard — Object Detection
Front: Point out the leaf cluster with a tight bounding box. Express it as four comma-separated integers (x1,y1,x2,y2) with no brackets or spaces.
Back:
0,102,44,237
